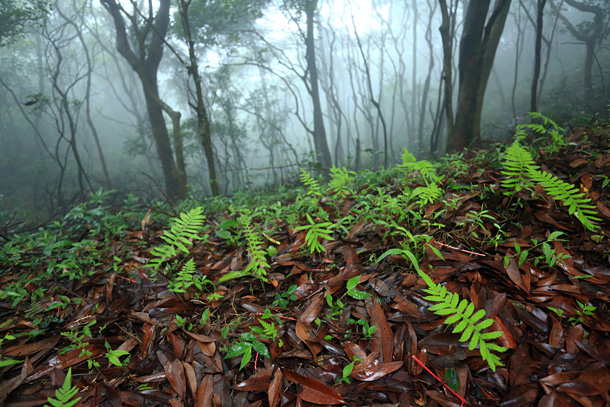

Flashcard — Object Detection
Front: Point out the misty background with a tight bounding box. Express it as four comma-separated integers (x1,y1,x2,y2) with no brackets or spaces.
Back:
0,0,608,222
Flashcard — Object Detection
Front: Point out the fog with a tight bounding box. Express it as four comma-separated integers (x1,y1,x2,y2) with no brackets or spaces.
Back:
0,0,608,220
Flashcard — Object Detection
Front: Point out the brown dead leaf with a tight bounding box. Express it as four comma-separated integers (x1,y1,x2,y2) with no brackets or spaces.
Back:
268,368,283,407
165,359,186,400
283,369,345,405
540,368,610,395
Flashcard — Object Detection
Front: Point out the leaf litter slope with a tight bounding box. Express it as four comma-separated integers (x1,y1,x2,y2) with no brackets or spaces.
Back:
1,126,610,406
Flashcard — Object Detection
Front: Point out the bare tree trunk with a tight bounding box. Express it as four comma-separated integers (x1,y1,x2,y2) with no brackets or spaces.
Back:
305,0,332,173
101,0,182,200
531,0,547,112
177,0,219,196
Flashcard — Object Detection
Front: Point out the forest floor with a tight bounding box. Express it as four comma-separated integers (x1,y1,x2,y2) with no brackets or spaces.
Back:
1,120,610,407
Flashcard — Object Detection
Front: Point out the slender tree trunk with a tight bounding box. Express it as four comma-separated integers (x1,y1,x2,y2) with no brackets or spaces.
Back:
448,0,511,152
305,0,332,172
101,0,181,200
531,0,546,112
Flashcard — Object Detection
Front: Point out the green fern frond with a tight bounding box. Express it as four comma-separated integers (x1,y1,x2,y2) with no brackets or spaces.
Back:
526,167,600,231
300,168,322,197
45,367,81,407
500,140,536,192
169,258,197,293
328,165,356,196
294,214,335,255
238,212,269,281
397,148,439,185
421,280,507,372
502,141,600,231
149,207,206,272
411,183,442,207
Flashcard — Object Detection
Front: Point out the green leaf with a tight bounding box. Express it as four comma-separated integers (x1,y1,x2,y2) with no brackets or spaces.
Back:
475,318,495,331
346,276,360,292
217,270,250,283
252,341,270,357
226,341,252,358
347,290,371,300
239,346,252,370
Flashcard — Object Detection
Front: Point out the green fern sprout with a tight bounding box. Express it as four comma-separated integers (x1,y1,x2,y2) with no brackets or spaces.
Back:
300,168,322,197
397,147,439,185
295,214,336,255
169,258,212,293
502,141,600,231
411,183,442,207
419,272,507,372
500,140,536,193
238,212,269,281
149,207,206,272
515,112,567,153
44,367,81,407
377,245,506,372
328,165,356,196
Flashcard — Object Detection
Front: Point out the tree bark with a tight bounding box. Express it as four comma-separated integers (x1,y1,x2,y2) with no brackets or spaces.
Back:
101,0,182,200
447,0,511,152
531,0,547,112
305,0,332,173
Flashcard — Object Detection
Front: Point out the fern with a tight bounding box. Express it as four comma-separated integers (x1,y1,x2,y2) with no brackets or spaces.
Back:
377,245,507,372
421,281,507,372
397,147,439,185
299,168,322,197
45,367,81,407
149,207,206,272
411,183,442,207
328,165,356,196
294,214,335,255
515,112,567,153
527,168,600,231
500,140,536,193
169,258,204,293
502,141,600,231
238,212,269,281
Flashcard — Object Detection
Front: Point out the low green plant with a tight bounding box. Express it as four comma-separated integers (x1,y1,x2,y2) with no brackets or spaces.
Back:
238,212,269,281
339,355,362,384
516,112,567,154
506,231,570,270
272,284,297,308
225,309,278,370
295,214,336,255
0,334,22,368
377,234,506,372
44,367,81,407
502,140,600,230
148,207,207,273
60,321,100,370
104,341,130,367
169,258,215,294
325,276,372,320
328,165,356,196
568,300,596,325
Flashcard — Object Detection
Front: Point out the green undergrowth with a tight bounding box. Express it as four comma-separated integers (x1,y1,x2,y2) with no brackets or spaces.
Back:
1,113,608,378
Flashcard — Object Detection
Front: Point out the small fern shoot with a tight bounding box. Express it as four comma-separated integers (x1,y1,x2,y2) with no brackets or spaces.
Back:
45,367,81,407
239,212,269,281
149,207,206,272
295,214,336,255
169,258,210,293
397,147,439,186
300,168,322,197
421,280,507,372
378,248,507,372
502,141,600,230
328,165,356,196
